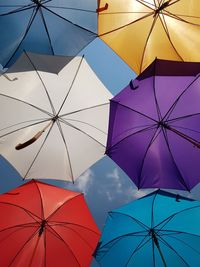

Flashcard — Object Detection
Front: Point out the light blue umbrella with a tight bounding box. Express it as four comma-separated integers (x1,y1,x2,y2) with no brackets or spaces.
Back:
95,190,200,267
0,0,97,67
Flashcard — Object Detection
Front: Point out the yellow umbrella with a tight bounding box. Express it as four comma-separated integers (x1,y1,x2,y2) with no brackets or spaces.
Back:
98,0,200,74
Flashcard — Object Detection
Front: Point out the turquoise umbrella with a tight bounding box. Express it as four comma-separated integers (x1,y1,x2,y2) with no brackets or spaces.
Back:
95,190,200,267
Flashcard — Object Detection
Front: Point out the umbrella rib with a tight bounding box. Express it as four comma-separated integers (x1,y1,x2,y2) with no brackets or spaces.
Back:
0,222,39,235
0,201,41,222
42,5,97,35
55,120,74,182
0,4,35,16
44,228,47,267
153,59,162,121
7,228,40,267
165,235,200,256
46,225,82,267
125,235,152,267
97,11,151,15
112,101,157,122
96,231,149,262
135,0,155,10
158,12,184,61
34,181,45,220
151,191,159,228
157,234,190,267
164,9,200,26
139,12,158,74
0,93,52,117
23,122,54,180
59,119,106,147
61,118,107,135
110,211,149,231
162,127,190,190
167,13,200,20
60,102,110,117
106,125,157,154
99,11,154,37
163,74,200,121
0,118,50,134
45,5,96,13
159,229,200,240
4,7,38,68
39,8,55,55
155,205,200,230
54,224,96,251
137,128,162,189
0,118,52,140
167,112,200,123
49,221,100,236
46,194,82,221
24,51,56,115
57,56,84,116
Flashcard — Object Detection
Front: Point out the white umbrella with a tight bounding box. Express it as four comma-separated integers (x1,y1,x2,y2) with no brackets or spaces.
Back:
0,52,112,182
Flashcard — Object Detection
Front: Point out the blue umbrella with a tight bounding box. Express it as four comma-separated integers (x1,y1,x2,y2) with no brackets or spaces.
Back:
0,0,97,67
95,190,200,267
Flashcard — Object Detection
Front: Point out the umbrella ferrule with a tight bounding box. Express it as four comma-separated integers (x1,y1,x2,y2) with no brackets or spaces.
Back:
157,121,169,129
32,0,41,5
149,229,159,246
39,220,47,236
154,1,170,15
52,115,59,122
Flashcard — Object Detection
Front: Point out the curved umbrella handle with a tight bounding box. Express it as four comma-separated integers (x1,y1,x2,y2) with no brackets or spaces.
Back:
15,131,44,150
96,3,108,13
15,121,52,150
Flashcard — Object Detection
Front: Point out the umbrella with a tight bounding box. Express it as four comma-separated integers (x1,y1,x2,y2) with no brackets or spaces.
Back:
0,52,112,182
0,180,100,267
0,0,97,67
106,59,200,191
97,0,200,74
95,190,200,267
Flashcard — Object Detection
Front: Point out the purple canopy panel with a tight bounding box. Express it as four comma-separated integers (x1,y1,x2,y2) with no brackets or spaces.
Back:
106,59,200,191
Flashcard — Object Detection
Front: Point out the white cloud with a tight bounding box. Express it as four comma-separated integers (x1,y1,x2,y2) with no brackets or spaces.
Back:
72,168,94,195
107,168,120,180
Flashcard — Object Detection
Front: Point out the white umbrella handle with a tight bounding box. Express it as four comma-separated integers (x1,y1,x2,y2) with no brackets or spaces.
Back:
15,121,53,150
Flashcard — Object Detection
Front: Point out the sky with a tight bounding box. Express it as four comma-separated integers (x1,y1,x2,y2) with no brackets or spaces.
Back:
1,38,200,267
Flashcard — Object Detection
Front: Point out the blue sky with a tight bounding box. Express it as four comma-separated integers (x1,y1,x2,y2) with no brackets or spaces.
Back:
1,38,200,267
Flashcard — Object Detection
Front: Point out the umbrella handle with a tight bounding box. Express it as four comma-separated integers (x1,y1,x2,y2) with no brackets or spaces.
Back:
152,231,167,267
96,3,108,12
1,73,18,82
15,121,52,150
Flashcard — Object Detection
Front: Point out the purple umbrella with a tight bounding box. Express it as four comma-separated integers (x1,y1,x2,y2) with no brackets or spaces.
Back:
106,59,200,191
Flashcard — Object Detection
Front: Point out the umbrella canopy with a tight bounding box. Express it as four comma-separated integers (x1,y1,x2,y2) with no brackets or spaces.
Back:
98,0,200,74
0,52,112,182
106,59,200,191
0,0,97,67
95,190,200,267
0,180,100,267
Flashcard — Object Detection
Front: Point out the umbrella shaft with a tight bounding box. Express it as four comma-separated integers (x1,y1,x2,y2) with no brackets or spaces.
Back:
152,232,167,267
154,241,168,267
167,125,200,149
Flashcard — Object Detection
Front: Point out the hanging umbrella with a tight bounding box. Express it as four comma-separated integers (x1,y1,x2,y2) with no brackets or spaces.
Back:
97,0,200,74
106,59,200,191
0,0,97,67
95,190,200,267
0,180,100,267
0,52,112,182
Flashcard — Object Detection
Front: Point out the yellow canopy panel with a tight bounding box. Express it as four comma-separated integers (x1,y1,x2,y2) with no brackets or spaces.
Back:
98,0,200,74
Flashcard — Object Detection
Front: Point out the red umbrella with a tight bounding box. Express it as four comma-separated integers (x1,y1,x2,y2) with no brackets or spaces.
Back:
0,180,100,267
